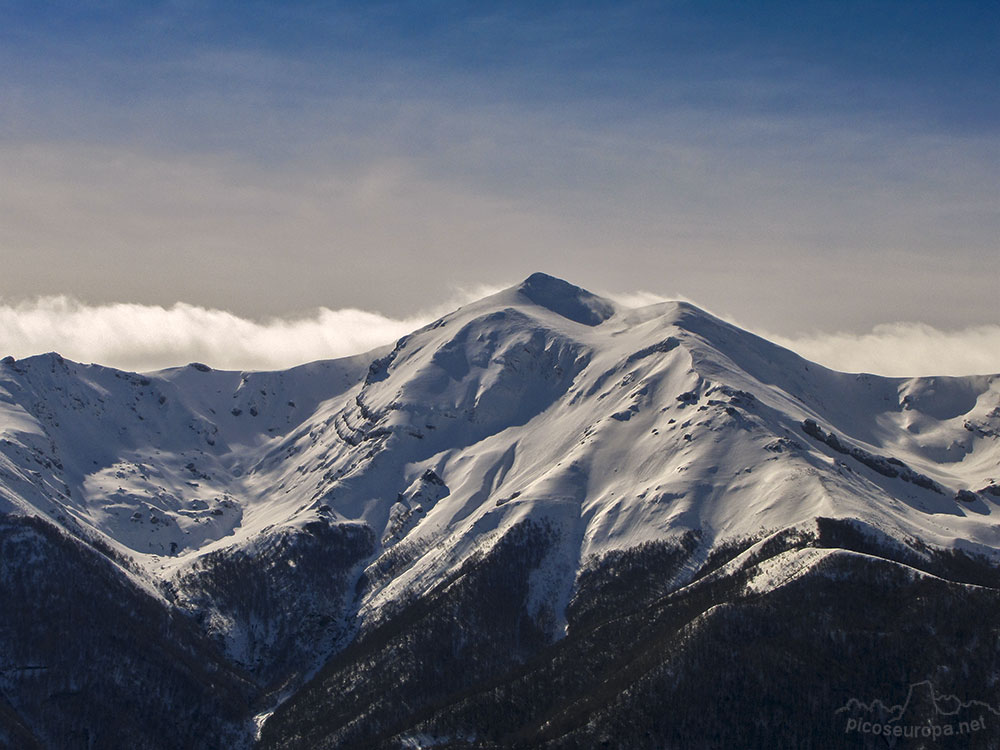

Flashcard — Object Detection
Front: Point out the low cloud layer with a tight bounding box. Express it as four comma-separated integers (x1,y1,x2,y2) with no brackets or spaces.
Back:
0,295,475,373
1,295,998,377
769,323,1000,378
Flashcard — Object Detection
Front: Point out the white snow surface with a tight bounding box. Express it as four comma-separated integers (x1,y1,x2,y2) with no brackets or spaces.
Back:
2,272,1000,627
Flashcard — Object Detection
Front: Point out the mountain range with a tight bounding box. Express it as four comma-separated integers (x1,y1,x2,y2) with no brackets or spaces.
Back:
2,273,999,749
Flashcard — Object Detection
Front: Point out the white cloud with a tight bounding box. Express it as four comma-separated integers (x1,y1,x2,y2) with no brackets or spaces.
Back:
2,292,999,378
769,323,1000,377
0,290,495,373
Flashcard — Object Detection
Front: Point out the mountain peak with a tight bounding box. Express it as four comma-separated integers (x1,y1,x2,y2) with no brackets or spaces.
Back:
513,272,616,326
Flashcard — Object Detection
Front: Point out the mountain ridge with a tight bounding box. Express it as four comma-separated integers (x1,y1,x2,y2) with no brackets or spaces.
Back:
3,272,999,593
2,273,1000,748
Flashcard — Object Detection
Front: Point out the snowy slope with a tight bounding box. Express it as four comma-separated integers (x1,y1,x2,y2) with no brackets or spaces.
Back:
0,352,374,561
2,272,1000,650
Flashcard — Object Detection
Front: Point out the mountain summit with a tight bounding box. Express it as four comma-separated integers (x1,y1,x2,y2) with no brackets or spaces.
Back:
513,272,617,325
2,275,999,749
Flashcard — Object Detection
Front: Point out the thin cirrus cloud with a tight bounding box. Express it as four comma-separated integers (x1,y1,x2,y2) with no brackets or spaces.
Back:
1,293,999,377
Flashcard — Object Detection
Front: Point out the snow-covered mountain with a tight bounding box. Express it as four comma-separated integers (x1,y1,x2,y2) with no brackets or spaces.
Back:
3,273,999,749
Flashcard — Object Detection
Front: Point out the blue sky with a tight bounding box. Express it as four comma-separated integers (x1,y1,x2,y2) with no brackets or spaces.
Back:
7,2,996,144
1,1,997,345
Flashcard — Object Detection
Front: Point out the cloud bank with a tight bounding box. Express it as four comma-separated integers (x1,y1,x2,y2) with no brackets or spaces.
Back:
0,294,483,373
768,323,1000,378
1,295,998,377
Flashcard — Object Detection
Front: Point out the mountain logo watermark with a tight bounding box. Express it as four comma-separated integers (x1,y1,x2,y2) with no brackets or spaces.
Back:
835,681,1000,743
